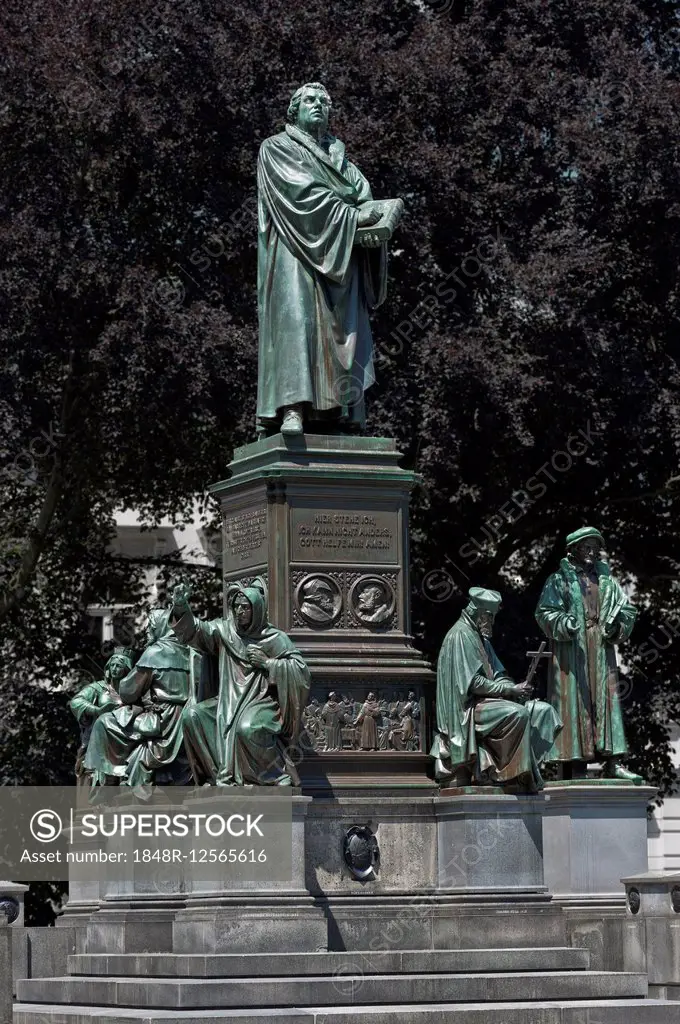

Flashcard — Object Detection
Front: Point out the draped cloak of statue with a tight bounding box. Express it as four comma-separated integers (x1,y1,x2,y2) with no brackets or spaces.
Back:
70,650,133,783
174,582,311,786
429,609,562,789
354,696,382,751
83,615,194,789
256,123,388,428
535,557,636,762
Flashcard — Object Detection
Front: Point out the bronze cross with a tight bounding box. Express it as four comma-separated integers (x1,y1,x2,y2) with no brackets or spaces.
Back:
525,640,551,685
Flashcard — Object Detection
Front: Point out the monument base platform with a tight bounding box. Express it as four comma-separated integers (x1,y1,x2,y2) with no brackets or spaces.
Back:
16,783,671,1022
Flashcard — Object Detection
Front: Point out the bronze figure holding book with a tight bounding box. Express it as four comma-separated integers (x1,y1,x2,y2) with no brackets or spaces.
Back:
256,82,403,436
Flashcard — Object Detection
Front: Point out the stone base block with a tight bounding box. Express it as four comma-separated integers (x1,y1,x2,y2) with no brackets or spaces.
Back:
651,985,680,1000
305,796,436,895
560,902,629,972
622,871,680,996
85,906,179,954
173,899,328,954
542,783,655,898
435,790,545,890
324,895,567,952
11,927,78,994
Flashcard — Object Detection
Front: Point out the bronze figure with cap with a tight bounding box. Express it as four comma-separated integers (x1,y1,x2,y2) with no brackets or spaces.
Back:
430,587,562,792
535,526,641,781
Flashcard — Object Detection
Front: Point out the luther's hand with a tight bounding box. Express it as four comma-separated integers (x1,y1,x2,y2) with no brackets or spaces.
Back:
357,205,381,227
359,231,382,248
246,646,269,670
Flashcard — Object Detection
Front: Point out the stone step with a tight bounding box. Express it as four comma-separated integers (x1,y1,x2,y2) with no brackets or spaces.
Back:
15,971,649,1009
67,946,591,977
13,999,680,1024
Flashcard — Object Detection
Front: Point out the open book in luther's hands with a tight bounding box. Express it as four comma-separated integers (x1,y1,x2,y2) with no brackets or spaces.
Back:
355,197,404,242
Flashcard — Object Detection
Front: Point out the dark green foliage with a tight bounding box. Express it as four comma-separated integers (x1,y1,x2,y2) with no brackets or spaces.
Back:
1,5,679,917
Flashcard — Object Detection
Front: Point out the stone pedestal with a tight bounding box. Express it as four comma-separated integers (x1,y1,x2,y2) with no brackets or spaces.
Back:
436,789,545,892
212,433,435,791
542,783,655,901
57,820,116,955
623,871,680,999
305,793,437,898
169,793,328,953
542,782,656,972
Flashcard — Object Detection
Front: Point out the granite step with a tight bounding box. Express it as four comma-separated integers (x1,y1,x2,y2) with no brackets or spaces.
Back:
13,999,680,1024
67,947,591,978
15,971,649,1009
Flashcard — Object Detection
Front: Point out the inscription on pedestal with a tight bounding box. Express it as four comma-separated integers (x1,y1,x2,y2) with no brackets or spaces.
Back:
292,509,398,564
224,508,268,570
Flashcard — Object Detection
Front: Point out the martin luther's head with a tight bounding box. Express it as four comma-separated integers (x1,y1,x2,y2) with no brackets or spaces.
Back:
288,82,331,137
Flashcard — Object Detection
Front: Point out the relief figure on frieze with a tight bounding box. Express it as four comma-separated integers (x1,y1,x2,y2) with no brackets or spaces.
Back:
353,692,382,751
319,692,346,750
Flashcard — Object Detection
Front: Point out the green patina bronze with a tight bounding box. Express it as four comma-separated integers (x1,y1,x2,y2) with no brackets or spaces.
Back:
172,578,311,786
535,527,642,781
256,82,402,437
430,587,562,793
82,610,195,791
70,649,133,784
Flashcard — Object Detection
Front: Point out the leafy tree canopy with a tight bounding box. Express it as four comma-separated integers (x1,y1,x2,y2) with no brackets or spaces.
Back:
1,0,679,814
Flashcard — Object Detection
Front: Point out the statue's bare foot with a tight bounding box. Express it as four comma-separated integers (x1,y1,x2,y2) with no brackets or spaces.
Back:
281,406,304,435
603,761,643,783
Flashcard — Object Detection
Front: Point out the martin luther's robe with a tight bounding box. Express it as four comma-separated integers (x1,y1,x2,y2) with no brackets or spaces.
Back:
256,124,387,426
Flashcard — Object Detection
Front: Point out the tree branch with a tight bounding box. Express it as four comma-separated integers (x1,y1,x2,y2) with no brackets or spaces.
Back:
609,475,680,505
0,355,75,620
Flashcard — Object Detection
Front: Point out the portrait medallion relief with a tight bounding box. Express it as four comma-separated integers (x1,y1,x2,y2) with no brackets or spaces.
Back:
0,894,19,924
295,573,343,627
343,825,380,880
349,575,396,627
627,887,641,915
671,886,680,914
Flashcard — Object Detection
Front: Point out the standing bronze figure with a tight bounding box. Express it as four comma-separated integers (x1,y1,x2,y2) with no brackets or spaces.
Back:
256,82,402,436
535,526,641,781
